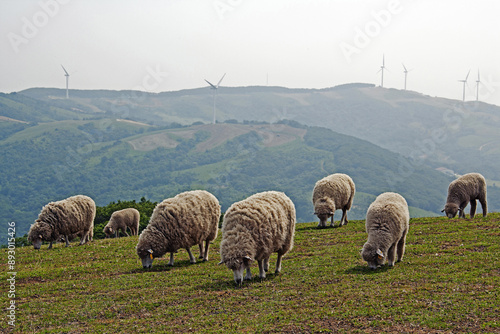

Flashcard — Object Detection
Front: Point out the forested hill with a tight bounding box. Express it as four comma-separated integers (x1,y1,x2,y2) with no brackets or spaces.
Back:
1,118,460,242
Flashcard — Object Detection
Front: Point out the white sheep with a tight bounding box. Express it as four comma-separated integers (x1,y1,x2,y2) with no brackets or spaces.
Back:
219,191,296,285
442,172,488,219
361,192,409,270
28,195,96,249
312,173,355,228
136,190,220,268
103,208,140,237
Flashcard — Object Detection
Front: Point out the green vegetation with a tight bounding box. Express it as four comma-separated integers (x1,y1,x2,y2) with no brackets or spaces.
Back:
3,213,499,333
0,120,461,242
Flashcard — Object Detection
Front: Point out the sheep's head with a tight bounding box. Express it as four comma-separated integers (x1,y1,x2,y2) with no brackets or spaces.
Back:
27,222,53,249
442,203,459,218
361,243,385,270
314,198,335,225
219,256,252,286
103,226,113,237
137,248,155,268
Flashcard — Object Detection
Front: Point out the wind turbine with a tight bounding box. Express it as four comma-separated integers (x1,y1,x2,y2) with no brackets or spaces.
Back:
378,55,386,87
475,70,480,101
459,70,470,102
61,65,70,99
204,73,226,124
402,63,409,90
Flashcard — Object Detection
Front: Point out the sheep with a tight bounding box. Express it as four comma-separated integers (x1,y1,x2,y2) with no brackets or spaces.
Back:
361,192,409,270
312,173,355,228
28,195,96,249
103,208,140,238
136,190,220,268
219,191,296,285
442,173,487,219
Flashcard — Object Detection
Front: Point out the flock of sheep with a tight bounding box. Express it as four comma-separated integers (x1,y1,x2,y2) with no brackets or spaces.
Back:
28,172,488,284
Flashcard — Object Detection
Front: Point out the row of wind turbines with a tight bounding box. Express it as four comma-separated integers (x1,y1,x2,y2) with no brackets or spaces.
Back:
377,55,482,102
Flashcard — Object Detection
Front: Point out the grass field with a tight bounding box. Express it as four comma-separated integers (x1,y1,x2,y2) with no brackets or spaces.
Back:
2,214,499,333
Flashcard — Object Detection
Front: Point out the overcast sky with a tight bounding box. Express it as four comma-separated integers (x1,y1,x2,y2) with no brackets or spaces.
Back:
1,0,499,105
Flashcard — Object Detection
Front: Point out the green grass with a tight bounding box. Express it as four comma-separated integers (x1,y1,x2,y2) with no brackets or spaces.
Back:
2,214,499,333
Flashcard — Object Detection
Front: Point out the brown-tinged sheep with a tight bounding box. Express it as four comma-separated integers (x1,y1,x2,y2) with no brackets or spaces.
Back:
28,195,96,249
312,173,355,228
219,191,296,285
361,192,409,270
103,208,140,237
442,172,487,219
136,190,220,268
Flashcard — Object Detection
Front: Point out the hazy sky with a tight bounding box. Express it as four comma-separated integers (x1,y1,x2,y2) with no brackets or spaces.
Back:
1,0,499,105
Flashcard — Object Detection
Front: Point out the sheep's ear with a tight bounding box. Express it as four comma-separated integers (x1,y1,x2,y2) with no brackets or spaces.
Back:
329,211,334,215
109,227,113,233
243,255,253,261
39,235,43,240
313,212,317,215
458,208,463,212
147,249,153,253
441,209,445,213
376,249,384,259
218,260,224,265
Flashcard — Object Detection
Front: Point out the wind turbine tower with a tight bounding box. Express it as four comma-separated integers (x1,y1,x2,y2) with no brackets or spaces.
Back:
402,63,408,90
204,73,226,124
459,70,470,102
475,70,480,101
378,55,386,87
61,65,70,99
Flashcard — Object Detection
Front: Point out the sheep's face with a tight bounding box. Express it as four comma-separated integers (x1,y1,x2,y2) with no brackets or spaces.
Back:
314,198,335,225
28,222,52,249
103,226,113,237
361,243,385,270
223,257,251,285
443,203,459,218
138,249,155,268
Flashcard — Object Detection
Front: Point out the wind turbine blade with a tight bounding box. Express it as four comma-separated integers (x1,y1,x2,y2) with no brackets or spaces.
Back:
465,70,470,81
402,63,407,72
382,54,385,66
61,65,69,76
217,73,226,87
477,70,480,82
204,79,217,89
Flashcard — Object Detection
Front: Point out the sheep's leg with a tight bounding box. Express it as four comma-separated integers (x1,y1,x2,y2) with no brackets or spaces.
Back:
202,240,210,262
168,252,175,266
258,260,266,279
198,243,204,259
340,208,348,226
275,252,284,274
386,244,397,266
114,230,118,238
186,248,196,264
124,227,130,237
244,267,252,281
480,198,488,217
470,200,477,219
330,214,335,227
263,257,269,272
396,230,407,262
79,231,89,245
65,235,71,247
48,241,53,249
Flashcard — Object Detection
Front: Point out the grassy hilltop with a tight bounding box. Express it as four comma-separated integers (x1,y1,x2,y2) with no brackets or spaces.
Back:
2,214,499,333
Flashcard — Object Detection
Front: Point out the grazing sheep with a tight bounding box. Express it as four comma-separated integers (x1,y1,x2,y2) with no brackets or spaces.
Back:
28,195,96,249
136,190,220,268
219,191,296,285
361,192,409,270
103,208,140,237
442,173,487,219
312,173,355,228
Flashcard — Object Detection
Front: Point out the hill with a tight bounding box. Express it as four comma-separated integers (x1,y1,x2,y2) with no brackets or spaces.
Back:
16,84,500,182
3,214,499,333
0,119,461,241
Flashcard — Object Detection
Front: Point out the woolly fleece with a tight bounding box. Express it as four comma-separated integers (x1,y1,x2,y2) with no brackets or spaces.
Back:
312,173,355,227
220,191,296,284
361,192,409,269
28,195,96,249
443,172,487,218
104,208,140,237
136,190,220,267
